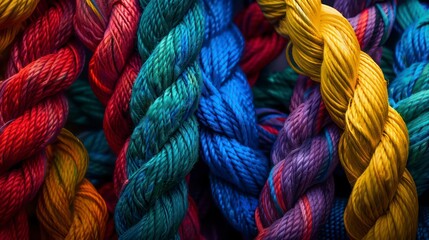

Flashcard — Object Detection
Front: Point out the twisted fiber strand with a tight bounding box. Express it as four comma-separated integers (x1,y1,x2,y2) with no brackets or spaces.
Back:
0,0,83,238
0,0,40,54
253,0,395,114
114,0,204,238
257,0,418,239
74,1,141,237
235,2,287,86
36,129,108,239
390,9,429,194
255,76,340,239
197,0,268,237
319,198,429,240
395,0,427,33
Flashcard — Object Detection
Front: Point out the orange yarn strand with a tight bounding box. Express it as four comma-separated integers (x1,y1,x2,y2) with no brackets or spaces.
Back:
36,129,108,239
257,0,418,239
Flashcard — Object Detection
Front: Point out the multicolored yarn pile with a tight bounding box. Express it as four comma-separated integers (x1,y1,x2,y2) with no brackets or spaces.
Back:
1,0,428,239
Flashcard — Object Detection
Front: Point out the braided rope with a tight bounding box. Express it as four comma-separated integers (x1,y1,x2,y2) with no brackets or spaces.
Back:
114,0,204,238
197,0,268,237
390,1,429,195
257,0,418,239
36,129,108,239
0,0,83,238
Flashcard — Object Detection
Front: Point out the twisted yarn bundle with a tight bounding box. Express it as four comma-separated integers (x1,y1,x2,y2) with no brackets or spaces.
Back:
197,0,268,237
390,1,429,195
257,0,418,239
0,0,84,238
256,77,340,239
114,0,205,238
36,129,108,239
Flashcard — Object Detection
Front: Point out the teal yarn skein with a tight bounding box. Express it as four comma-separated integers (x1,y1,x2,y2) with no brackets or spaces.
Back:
114,0,205,239
390,2,429,194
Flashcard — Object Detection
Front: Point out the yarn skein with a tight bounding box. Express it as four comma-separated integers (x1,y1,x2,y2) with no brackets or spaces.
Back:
0,0,40,55
114,0,205,238
390,1,429,195
0,0,84,238
257,0,419,239
36,129,108,239
255,77,340,239
235,2,287,86
197,0,268,237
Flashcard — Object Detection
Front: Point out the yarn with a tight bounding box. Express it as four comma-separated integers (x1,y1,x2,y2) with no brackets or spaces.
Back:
114,0,204,239
235,2,287,86
256,76,340,239
256,108,288,155
0,0,40,55
253,67,298,112
257,0,418,239
196,0,269,237
78,130,116,187
0,0,83,238
36,129,108,239
67,77,105,127
319,198,429,240
390,5,429,194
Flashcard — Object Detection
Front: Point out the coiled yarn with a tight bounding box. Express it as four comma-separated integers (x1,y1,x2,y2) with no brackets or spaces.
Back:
390,1,429,194
257,0,418,239
0,0,83,238
114,0,204,238
36,129,108,239
197,0,268,237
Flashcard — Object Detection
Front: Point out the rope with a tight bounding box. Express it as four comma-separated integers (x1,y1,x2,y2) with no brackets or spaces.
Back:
0,0,84,238
257,0,419,239
36,129,108,239
390,1,429,195
197,0,268,237
235,2,287,86
114,0,204,238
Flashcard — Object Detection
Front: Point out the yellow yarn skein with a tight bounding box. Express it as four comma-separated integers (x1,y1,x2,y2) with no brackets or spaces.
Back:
0,0,40,53
257,0,418,239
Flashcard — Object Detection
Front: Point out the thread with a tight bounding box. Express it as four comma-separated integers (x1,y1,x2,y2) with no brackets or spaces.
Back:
0,0,84,238
114,0,205,238
235,2,287,86
257,0,419,239
36,129,108,239
390,2,429,194
196,0,269,237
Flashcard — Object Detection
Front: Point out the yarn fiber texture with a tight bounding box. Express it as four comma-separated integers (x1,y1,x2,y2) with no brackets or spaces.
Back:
114,0,205,239
255,77,340,240
257,0,418,239
390,2,429,195
0,0,84,238
197,0,268,237
0,0,40,55
235,2,287,86
36,129,108,239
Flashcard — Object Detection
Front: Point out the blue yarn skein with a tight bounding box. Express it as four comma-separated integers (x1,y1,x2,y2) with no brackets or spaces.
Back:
390,7,429,194
197,0,269,237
